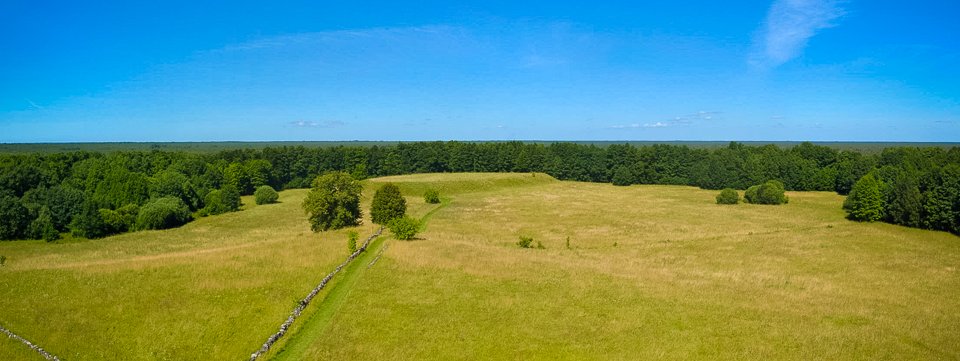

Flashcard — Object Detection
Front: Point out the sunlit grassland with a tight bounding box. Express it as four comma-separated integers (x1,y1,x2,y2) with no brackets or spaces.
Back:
292,173,960,360
0,190,379,360
1,172,958,360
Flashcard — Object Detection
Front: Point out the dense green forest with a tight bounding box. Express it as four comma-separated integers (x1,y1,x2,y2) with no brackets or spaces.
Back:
1,141,958,241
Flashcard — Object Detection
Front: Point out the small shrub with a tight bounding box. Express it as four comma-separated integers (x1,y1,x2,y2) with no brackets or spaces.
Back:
254,185,279,205
716,188,740,204
517,236,534,248
536,241,545,249
424,189,441,204
136,197,192,230
744,185,760,204
1,255,6,266
347,230,359,253
388,217,420,240
565,236,571,249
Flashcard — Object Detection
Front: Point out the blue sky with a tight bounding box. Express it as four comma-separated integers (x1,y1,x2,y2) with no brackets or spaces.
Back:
1,1,958,142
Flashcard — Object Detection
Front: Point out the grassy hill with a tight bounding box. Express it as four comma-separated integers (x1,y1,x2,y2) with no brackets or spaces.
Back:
2,173,958,360
0,190,380,360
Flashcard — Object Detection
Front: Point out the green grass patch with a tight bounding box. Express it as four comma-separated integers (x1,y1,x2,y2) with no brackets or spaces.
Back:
2,173,958,360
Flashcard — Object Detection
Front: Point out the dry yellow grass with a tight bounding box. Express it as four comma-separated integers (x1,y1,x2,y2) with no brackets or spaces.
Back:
294,173,960,360
2,173,958,360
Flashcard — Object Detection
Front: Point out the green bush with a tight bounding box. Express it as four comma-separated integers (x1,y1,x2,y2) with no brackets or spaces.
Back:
371,183,406,225
388,217,420,240
715,188,739,204
423,189,441,204
757,180,789,205
254,185,279,205
517,236,534,248
136,197,192,230
99,203,139,234
744,181,788,205
202,185,242,215
0,196,30,240
347,230,359,253
0,255,6,266
744,185,760,204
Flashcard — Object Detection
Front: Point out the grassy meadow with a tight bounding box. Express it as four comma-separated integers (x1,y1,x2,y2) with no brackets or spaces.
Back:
0,190,380,360
2,172,958,360
283,173,960,360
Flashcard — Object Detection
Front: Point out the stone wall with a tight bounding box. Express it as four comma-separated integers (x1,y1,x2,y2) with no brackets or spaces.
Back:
249,227,383,361
0,323,61,361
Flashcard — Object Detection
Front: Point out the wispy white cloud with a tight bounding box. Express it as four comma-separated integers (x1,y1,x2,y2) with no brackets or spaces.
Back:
751,0,844,68
290,120,345,128
610,110,720,130
25,99,44,110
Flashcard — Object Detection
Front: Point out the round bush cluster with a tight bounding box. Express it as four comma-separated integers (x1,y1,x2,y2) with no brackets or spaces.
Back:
388,217,420,240
715,188,740,204
744,180,789,205
254,185,279,205
136,197,192,230
423,189,441,204
202,186,241,215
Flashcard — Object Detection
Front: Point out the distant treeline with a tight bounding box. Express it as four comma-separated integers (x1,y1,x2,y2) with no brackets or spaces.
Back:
1,141,958,240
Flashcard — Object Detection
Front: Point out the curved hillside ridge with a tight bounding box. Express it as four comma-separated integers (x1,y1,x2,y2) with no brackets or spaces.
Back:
365,172,557,195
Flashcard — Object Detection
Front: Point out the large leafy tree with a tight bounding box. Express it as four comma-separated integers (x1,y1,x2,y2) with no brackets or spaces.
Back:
370,183,406,225
921,165,960,233
202,185,241,215
150,170,201,211
21,185,85,232
844,173,886,222
28,206,60,241
0,195,30,240
70,199,111,239
302,172,362,232
886,169,922,227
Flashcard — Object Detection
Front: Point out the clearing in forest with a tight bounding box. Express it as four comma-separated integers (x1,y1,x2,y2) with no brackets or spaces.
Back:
1,173,958,360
